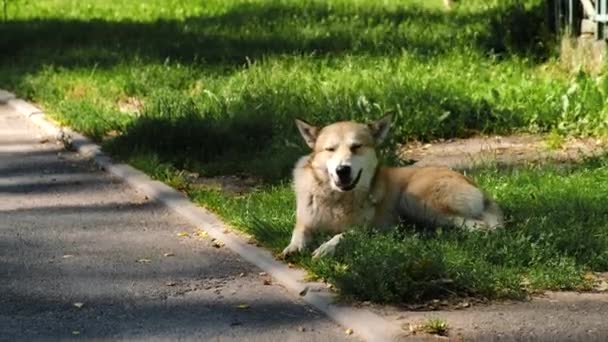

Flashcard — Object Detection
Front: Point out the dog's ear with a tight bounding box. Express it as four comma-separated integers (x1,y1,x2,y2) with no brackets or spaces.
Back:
368,114,392,144
295,118,319,149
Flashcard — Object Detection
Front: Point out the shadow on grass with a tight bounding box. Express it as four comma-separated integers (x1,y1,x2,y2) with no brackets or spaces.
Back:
105,83,524,183
0,1,553,75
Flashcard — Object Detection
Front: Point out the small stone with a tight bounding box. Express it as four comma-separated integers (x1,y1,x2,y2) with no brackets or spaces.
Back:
72,331,80,336
165,281,177,286
258,272,267,276
345,328,353,335
73,302,84,309
163,252,175,257
239,272,245,277
298,326,305,332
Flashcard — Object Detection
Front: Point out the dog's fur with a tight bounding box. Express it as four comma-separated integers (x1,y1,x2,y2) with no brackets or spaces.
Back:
282,116,503,258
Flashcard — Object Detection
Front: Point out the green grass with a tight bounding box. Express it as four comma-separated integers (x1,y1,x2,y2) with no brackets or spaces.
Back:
2,0,608,303
418,318,449,336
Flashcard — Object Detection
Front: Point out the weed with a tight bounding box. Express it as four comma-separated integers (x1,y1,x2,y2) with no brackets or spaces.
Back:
419,317,449,336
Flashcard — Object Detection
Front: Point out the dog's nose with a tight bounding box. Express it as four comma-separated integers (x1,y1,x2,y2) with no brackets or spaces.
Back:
335,165,351,182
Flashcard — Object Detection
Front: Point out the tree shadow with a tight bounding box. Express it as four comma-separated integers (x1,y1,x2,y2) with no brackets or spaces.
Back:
0,1,554,76
105,82,523,183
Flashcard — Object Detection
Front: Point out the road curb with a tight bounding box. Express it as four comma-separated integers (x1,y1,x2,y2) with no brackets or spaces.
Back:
1,90,406,342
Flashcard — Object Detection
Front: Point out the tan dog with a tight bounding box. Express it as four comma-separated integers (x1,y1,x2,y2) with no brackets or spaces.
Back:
282,115,503,258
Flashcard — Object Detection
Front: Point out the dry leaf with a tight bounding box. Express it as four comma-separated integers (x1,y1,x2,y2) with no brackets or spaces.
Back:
258,272,268,276
236,304,250,309
595,281,608,292
163,252,175,257
211,239,225,248
73,302,84,308
136,258,151,264
584,272,597,281
194,230,208,238
176,232,190,238
263,279,272,285
62,254,75,259
165,281,177,287
345,328,353,335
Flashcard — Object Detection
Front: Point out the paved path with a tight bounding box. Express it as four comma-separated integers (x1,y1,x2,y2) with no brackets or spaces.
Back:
0,104,355,341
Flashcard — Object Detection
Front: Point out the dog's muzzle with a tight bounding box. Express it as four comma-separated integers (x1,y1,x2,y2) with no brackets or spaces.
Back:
335,166,362,192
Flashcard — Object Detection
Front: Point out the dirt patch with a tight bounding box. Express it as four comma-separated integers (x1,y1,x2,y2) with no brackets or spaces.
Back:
400,134,607,170
368,291,608,341
117,96,144,116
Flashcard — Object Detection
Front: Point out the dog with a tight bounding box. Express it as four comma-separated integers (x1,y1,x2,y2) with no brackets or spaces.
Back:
281,115,503,258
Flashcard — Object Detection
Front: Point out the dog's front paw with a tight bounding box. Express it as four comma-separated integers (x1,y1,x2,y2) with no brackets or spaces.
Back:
311,233,344,259
311,241,337,259
281,242,305,258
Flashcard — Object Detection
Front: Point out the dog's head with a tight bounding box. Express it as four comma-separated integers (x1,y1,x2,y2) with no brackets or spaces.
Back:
295,115,391,192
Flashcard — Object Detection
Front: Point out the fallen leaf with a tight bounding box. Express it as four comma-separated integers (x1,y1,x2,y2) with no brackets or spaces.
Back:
596,281,608,292
238,272,245,277
263,279,272,285
176,232,190,238
236,304,250,309
345,328,353,335
136,258,151,264
73,302,84,309
211,239,225,248
165,281,177,287
584,272,597,281
62,254,75,259
194,230,208,238
163,252,175,257
258,272,267,276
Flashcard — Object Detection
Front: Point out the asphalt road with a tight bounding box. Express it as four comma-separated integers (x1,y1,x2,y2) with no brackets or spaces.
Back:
0,104,356,341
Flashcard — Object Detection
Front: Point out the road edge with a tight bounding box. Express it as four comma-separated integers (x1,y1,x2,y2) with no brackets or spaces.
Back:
0,90,406,342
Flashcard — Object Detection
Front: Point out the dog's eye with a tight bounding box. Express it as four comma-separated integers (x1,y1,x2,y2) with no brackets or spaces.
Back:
350,144,362,152
325,147,336,152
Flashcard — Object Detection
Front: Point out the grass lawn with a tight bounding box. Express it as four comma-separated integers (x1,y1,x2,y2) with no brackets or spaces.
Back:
2,0,608,303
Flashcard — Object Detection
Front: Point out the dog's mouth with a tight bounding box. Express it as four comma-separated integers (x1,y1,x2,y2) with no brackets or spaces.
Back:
335,169,362,192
